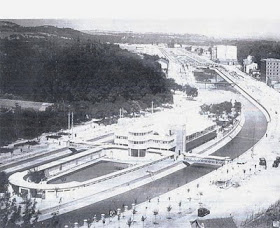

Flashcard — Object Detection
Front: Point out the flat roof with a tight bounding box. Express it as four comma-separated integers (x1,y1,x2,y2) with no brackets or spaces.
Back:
261,58,280,62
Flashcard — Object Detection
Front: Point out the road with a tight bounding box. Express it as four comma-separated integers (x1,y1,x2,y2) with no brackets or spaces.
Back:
40,90,267,227
0,147,71,174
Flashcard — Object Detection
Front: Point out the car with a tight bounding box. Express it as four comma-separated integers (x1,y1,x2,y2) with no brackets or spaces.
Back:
272,161,279,168
237,160,247,165
259,158,267,166
272,157,280,168
198,207,210,217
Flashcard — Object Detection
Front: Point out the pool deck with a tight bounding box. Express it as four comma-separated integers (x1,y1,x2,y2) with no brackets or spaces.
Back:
38,159,186,221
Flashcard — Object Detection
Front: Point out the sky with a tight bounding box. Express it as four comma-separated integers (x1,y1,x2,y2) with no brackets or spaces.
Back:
1,0,280,39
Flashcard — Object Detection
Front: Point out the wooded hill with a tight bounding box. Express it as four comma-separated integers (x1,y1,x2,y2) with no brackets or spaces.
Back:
0,21,176,146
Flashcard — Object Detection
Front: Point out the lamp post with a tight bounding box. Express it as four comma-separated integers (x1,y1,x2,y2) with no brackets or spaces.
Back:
141,215,146,228
153,209,159,224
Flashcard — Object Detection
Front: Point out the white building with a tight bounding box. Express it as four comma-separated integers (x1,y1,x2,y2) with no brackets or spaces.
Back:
243,55,258,74
114,120,176,157
212,45,238,65
157,58,169,75
260,58,280,84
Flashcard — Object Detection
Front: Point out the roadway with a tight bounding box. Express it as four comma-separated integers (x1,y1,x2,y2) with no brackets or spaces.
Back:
39,89,267,227
36,48,267,226
0,147,72,174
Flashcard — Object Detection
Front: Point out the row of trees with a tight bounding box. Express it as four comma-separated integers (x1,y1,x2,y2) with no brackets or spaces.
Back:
0,107,68,146
200,101,241,116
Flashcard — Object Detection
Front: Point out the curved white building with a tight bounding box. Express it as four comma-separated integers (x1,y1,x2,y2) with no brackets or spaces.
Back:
115,120,176,157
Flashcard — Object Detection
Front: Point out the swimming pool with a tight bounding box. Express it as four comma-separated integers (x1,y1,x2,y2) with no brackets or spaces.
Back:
48,161,129,184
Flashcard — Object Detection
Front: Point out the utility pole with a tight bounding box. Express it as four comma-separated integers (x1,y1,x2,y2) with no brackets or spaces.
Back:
119,108,122,118
68,112,71,141
152,101,154,114
71,112,74,139
68,112,71,130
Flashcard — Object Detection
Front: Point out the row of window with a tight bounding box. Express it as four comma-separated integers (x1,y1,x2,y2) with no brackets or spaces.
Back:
153,139,175,144
129,140,147,144
128,131,153,136
116,136,128,139
267,70,280,73
267,62,280,65
129,139,175,145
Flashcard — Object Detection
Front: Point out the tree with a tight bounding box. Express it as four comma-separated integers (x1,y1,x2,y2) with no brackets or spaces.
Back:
166,205,172,219
22,199,40,227
184,85,198,97
132,209,136,222
234,101,242,113
28,170,46,183
0,196,40,228
127,217,132,227
0,171,9,193
178,201,182,214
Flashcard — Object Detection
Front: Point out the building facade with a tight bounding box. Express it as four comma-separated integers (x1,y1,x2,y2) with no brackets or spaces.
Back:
157,58,169,76
114,123,176,157
260,58,280,84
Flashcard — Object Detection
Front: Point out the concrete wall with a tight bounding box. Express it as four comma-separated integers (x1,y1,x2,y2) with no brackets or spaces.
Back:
185,131,217,152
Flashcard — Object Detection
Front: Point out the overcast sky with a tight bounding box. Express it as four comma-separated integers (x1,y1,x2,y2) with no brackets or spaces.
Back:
2,0,280,39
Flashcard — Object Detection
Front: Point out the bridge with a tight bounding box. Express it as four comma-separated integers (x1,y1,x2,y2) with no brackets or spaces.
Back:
183,153,232,167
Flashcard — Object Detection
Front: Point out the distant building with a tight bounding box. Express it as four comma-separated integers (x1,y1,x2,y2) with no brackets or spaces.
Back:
157,58,169,76
0,99,53,112
157,43,167,48
260,58,280,84
211,45,238,65
188,46,212,59
168,39,175,48
243,55,258,74
174,43,182,48
273,83,280,93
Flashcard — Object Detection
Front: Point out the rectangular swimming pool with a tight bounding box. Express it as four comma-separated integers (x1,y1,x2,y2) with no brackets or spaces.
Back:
48,161,129,184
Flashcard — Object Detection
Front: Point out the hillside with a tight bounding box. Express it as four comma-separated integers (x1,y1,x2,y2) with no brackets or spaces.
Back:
0,21,94,41
0,21,173,104
0,21,175,146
